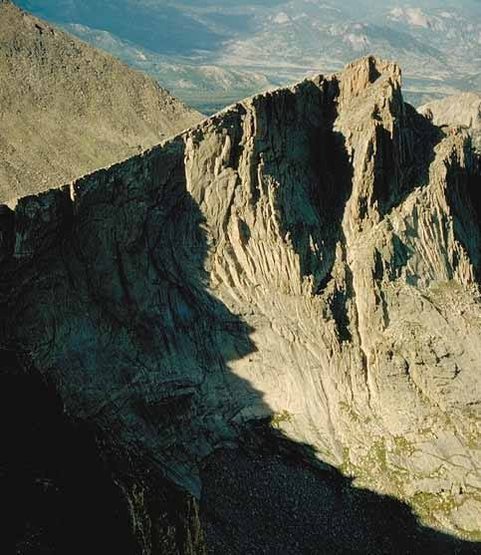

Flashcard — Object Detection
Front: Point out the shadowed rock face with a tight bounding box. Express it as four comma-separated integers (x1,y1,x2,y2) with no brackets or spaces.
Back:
0,1,202,202
0,349,205,555
1,56,481,552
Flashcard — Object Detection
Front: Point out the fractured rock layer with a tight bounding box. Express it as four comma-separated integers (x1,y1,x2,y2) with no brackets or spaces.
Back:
1,56,481,550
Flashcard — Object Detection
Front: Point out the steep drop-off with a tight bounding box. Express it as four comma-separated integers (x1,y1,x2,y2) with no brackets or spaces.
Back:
0,0,202,202
1,56,481,552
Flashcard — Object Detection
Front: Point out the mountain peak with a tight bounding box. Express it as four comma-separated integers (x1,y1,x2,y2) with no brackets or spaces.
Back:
2,55,480,549
337,55,401,104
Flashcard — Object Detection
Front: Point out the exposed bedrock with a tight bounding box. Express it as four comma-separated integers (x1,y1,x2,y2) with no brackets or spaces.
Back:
1,56,481,551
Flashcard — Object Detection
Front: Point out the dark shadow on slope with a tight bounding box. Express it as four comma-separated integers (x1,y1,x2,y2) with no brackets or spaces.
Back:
0,349,136,555
0,347,207,555
0,140,262,554
201,423,481,555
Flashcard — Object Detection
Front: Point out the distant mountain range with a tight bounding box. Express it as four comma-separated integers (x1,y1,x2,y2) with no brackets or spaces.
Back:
15,1,481,113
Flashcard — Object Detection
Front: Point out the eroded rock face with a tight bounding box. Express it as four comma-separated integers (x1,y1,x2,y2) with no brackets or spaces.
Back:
1,56,481,550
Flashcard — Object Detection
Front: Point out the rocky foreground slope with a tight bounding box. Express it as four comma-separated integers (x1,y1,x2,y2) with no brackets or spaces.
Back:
0,0,202,202
1,56,481,553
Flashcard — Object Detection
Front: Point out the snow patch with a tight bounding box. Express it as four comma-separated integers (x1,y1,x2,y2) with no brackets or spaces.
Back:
389,7,430,28
344,33,370,51
273,12,290,25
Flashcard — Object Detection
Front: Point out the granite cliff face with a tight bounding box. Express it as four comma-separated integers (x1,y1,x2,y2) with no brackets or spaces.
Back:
1,56,481,552
0,1,202,202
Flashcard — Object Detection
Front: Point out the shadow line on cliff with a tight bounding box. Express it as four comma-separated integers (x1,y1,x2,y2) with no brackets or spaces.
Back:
0,139,266,554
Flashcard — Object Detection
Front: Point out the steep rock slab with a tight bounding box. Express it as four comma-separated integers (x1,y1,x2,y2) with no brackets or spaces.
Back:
1,56,481,547
0,1,202,201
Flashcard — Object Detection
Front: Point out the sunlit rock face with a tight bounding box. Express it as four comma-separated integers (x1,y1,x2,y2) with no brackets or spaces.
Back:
1,56,481,551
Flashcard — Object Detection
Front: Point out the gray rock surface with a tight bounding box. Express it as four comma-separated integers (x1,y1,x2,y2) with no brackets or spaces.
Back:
420,92,481,153
1,55,481,551
0,1,202,202
420,92,481,130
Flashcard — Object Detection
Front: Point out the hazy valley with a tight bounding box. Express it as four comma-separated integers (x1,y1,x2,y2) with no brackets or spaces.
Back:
16,0,481,113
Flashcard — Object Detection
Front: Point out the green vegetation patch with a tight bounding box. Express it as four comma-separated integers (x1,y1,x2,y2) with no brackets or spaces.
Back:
269,410,293,429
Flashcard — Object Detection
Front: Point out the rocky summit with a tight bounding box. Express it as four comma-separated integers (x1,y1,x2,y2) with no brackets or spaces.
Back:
1,56,481,553
0,1,202,202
